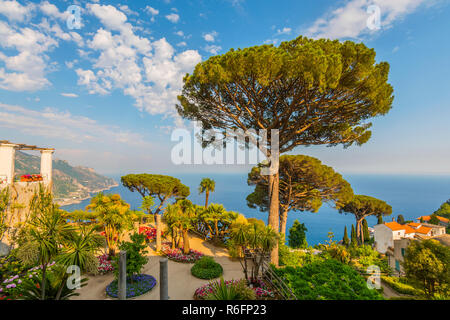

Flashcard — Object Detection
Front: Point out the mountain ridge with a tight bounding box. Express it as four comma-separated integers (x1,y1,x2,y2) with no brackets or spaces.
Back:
14,151,118,205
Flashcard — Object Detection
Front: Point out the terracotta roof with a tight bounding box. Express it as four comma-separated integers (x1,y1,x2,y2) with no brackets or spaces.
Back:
418,215,449,223
412,225,432,235
408,222,421,227
384,222,429,235
385,221,405,231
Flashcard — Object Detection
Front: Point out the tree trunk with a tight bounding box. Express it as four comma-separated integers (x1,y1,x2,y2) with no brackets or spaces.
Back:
156,214,162,252
268,173,280,266
41,265,47,300
214,220,219,241
183,229,190,254
356,218,364,245
280,208,289,237
205,191,209,208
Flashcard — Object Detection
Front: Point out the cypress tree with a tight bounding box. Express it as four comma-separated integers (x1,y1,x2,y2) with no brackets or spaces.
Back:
397,214,405,224
342,226,350,247
350,224,357,247
362,219,370,242
377,215,383,225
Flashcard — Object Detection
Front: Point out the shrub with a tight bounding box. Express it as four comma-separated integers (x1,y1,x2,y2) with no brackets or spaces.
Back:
279,243,305,267
381,276,423,296
273,259,384,300
194,278,274,300
191,256,223,279
112,233,148,280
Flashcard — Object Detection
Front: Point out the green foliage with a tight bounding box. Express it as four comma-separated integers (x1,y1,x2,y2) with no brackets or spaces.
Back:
402,239,450,298
377,215,383,224
273,260,384,300
113,232,148,280
342,226,350,247
85,192,134,257
0,186,10,240
205,277,244,300
381,276,423,296
350,224,357,247
433,199,450,219
288,220,308,249
16,266,88,300
198,178,215,208
229,219,279,281
340,195,392,245
362,219,370,242
191,256,223,279
349,245,390,273
429,214,440,225
177,36,394,153
121,174,190,215
247,155,353,234
397,214,405,225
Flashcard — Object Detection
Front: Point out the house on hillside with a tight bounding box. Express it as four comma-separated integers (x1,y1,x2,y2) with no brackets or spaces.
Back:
373,221,434,254
374,220,448,276
417,215,449,227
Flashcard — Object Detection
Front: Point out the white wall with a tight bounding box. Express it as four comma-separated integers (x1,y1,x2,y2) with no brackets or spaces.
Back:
374,224,394,254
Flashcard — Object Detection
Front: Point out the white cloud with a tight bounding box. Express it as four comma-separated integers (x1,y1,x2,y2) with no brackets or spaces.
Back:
276,27,292,35
203,31,218,42
306,0,428,40
0,0,34,22
0,102,152,148
204,44,222,55
177,41,187,47
145,5,159,22
165,13,179,23
39,1,69,21
175,30,184,37
75,4,201,120
61,93,78,98
0,20,58,91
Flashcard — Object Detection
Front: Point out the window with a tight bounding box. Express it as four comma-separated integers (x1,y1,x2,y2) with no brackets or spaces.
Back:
401,248,405,257
395,260,400,271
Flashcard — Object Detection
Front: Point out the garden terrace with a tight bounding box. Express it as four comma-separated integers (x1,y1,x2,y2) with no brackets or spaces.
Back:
0,140,54,187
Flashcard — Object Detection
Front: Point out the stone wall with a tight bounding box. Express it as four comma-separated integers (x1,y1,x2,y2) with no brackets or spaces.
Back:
1,182,44,245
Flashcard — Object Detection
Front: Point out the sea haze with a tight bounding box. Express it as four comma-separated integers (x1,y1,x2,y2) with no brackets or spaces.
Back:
62,173,450,246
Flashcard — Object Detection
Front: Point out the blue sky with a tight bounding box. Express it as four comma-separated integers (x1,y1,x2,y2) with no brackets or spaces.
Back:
0,0,449,175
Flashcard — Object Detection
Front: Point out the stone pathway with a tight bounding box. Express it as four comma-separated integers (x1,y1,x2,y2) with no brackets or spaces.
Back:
71,234,244,300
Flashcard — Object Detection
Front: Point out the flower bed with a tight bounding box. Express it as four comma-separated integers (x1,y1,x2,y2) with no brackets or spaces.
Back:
97,254,114,274
20,174,43,182
161,242,204,263
0,261,56,300
105,274,157,298
138,226,165,241
194,278,275,300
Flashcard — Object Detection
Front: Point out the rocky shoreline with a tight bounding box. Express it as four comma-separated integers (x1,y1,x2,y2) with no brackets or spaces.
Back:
56,182,119,207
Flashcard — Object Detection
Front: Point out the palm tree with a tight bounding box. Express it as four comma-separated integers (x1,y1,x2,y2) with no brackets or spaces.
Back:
28,188,75,300
204,204,226,241
198,178,215,208
55,224,103,299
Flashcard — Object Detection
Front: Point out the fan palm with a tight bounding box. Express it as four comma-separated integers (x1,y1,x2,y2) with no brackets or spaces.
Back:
198,178,215,208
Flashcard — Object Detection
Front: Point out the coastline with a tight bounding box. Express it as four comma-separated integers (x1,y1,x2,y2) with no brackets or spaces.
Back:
56,182,119,207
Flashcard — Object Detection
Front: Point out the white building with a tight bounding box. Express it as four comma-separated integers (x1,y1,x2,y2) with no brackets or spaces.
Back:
373,221,432,254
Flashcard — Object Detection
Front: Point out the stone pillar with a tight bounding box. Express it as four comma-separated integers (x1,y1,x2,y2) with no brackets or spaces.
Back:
156,214,162,252
160,258,169,300
0,143,17,184
40,149,54,186
118,250,127,300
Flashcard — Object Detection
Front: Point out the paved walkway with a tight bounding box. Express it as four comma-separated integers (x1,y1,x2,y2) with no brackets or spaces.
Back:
72,233,244,300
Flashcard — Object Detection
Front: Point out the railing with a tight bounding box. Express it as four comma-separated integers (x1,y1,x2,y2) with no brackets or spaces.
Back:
260,260,297,300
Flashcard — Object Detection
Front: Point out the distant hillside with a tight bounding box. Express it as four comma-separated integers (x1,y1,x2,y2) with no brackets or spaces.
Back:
14,151,117,204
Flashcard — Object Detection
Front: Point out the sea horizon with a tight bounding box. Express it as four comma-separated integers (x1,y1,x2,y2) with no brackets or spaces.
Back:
61,172,450,246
